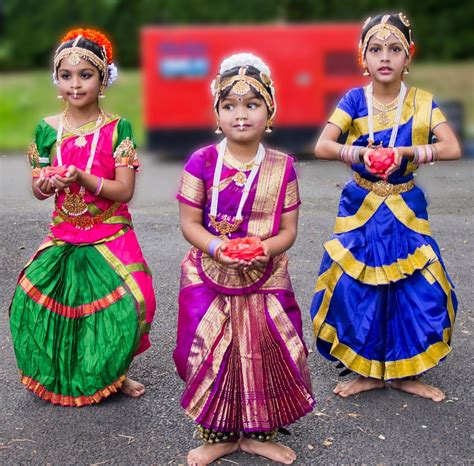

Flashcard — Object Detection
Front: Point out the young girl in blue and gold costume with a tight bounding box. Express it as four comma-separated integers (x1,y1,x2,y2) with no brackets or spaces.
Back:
310,13,461,401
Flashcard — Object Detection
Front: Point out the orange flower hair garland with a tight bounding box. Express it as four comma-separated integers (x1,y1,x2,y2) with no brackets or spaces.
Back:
52,28,118,87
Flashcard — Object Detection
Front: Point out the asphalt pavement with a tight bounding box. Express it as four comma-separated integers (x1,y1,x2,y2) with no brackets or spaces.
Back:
1,154,472,465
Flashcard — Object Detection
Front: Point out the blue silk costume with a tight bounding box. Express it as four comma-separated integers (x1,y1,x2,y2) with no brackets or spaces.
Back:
310,86,457,380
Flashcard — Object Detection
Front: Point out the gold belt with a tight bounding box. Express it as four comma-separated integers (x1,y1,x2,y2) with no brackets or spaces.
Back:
354,172,415,197
56,202,120,230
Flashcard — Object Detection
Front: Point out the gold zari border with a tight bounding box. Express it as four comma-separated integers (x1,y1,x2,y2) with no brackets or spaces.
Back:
334,192,385,233
179,170,206,207
318,323,452,380
283,179,300,211
324,239,438,285
334,191,431,237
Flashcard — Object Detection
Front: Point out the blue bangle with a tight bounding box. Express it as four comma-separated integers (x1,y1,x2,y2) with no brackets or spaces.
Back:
208,238,222,257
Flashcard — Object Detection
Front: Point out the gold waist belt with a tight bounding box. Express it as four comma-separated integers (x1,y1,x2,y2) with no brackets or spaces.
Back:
56,202,120,230
354,172,415,196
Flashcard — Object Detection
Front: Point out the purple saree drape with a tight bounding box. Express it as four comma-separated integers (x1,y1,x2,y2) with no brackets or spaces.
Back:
174,145,314,432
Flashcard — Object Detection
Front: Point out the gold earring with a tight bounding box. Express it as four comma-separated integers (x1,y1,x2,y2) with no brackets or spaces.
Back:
99,85,106,99
403,66,409,74
265,120,273,133
363,68,370,76
215,122,222,134
57,94,64,99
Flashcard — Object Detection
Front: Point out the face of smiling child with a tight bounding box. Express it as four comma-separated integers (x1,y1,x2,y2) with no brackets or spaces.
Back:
364,33,411,84
57,58,102,108
217,89,269,144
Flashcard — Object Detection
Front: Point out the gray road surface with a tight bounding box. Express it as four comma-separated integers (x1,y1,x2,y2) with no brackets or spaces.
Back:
1,154,472,465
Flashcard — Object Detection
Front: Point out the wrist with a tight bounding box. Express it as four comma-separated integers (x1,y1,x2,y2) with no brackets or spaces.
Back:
34,182,53,199
94,176,105,196
205,237,223,257
74,168,82,184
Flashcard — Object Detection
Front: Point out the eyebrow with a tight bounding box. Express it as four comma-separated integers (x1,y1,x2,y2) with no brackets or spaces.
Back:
221,93,262,103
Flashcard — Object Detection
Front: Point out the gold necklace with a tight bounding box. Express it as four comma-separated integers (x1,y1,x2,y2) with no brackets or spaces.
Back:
56,121,102,218
62,108,105,147
224,148,256,187
208,215,243,238
372,96,399,126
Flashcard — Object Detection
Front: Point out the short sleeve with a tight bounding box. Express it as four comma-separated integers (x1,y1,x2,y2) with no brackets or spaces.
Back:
28,121,56,177
431,101,447,131
176,149,207,209
113,118,139,170
328,89,357,134
282,163,301,213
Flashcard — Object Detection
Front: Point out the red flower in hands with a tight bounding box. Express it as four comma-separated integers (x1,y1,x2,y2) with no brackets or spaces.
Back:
367,148,396,180
41,166,69,178
222,237,264,261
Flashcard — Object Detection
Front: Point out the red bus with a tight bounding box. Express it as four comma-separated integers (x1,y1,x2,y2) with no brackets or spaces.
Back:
141,24,366,156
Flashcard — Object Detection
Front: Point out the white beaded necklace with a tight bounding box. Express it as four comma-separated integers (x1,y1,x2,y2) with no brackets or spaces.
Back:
209,138,265,237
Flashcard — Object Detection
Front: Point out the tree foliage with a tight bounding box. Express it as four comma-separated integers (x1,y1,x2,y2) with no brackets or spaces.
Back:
1,0,472,70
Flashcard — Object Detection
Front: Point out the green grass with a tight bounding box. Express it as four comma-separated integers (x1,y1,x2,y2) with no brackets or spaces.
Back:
407,62,474,139
0,70,142,152
1,64,473,152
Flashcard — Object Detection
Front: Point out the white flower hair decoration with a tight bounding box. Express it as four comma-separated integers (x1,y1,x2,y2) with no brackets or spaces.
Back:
219,52,271,76
210,52,276,120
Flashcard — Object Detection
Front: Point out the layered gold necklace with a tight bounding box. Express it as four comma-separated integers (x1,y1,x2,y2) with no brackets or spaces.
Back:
224,148,256,187
62,108,105,147
372,95,399,126
56,112,103,217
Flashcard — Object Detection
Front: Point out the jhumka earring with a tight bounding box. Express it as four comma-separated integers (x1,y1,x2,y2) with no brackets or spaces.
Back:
265,120,273,133
57,94,64,99
403,66,410,74
215,121,222,134
99,85,106,99
363,68,370,76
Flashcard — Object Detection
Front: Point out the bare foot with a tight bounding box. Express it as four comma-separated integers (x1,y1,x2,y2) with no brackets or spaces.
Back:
120,378,145,398
390,379,445,402
240,438,297,464
334,376,385,398
187,441,239,466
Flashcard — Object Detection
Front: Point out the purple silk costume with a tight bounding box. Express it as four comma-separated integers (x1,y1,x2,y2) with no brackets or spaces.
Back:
174,144,315,433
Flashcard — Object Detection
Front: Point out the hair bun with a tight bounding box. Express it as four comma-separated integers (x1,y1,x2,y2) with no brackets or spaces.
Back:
219,53,271,77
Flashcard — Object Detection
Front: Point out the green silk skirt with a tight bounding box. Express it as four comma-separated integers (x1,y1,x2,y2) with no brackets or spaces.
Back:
10,242,140,406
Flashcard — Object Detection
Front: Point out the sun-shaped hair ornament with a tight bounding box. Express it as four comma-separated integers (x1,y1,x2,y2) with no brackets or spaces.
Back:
61,28,113,64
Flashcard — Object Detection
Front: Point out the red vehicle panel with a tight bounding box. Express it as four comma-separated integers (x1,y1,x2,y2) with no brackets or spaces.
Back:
141,24,366,155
